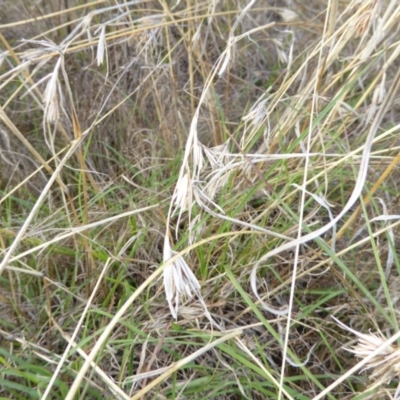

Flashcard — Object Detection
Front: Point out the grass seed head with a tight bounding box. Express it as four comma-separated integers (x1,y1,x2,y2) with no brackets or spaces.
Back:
163,236,203,320
96,26,107,66
278,9,299,22
43,58,62,122
336,318,400,387
347,0,379,37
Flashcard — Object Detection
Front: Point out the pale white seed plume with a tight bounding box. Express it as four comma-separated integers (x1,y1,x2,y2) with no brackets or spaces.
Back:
188,214,204,246
43,57,62,122
343,0,381,64
203,160,246,207
135,16,164,64
0,50,5,69
192,141,204,177
60,1,144,48
219,44,233,77
173,172,193,213
202,141,231,170
274,38,289,65
366,73,386,123
347,0,379,37
191,24,202,49
278,9,299,22
20,39,60,60
218,0,256,76
0,126,14,166
203,168,232,202
82,14,93,32
193,184,225,216
207,0,219,24
285,31,294,72
163,236,207,320
334,317,400,386
277,48,288,65
97,26,107,66
19,41,64,116
171,172,194,233
241,96,272,149
242,98,269,128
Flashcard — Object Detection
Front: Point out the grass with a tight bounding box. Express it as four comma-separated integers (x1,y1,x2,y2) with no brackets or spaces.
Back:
1,0,400,398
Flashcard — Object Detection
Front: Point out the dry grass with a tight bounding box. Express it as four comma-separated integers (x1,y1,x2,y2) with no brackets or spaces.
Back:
1,0,400,398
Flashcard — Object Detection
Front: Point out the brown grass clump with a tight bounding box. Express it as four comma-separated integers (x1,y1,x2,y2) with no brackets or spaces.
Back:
1,0,400,399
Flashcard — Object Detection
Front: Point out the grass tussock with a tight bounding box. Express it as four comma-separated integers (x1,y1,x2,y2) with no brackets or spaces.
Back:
1,0,400,398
